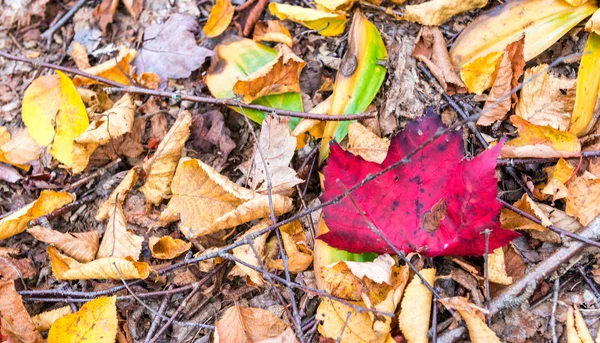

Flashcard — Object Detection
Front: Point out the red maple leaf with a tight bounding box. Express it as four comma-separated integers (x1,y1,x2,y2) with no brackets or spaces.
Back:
319,114,520,257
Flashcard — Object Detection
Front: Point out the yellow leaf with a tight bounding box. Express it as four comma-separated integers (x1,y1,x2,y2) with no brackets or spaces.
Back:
398,268,436,343
253,20,293,47
500,116,581,158
203,0,234,38
48,246,151,280
149,236,191,260
97,202,143,260
160,158,293,238
567,0,593,6
73,48,137,86
314,0,355,12
290,96,332,138
214,305,296,343
439,297,501,343
570,32,600,137
0,127,40,170
22,74,61,147
0,190,74,241
403,0,488,26
96,168,138,221
541,158,575,200
347,122,390,164
230,219,272,285
585,9,600,35
48,296,117,343
460,51,503,95
267,220,313,273
140,111,192,205
27,226,99,263
269,3,347,37
32,306,72,332
0,280,44,343
76,94,135,145
488,248,512,285
566,171,600,226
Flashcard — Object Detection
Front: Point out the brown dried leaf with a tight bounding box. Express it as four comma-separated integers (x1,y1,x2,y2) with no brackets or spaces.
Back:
96,168,138,221
140,111,192,205
439,297,500,343
190,111,236,166
0,247,20,257
149,236,191,260
27,226,99,263
93,0,119,34
70,41,91,70
230,219,271,285
0,256,36,280
234,0,269,37
398,268,436,343
347,122,390,164
214,305,296,343
203,0,234,38
97,203,143,260
540,158,575,200
253,20,293,47
267,220,313,273
0,280,44,343
566,171,600,226
73,48,137,86
31,306,72,332
233,45,306,104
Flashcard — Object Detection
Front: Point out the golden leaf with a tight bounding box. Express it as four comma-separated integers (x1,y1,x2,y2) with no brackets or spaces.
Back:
96,168,138,221
488,248,512,285
460,51,503,95
76,94,135,145
566,171,600,226
70,41,91,70
269,3,347,37
149,236,191,260
214,305,297,343
0,127,40,170
203,0,234,38
32,306,72,332
73,48,137,87
0,190,74,241
267,220,313,273
253,20,293,47
439,297,500,343
97,202,143,260
541,158,575,200
0,280,44,343
160,158,293,238
27,226,99,263
48,296,117,343
48,246,151,280
403,0,488,26
500,116,581,158
140,111,192,205
230,219,271,285
347,122,390,164
314,0,355,12
398,268,436,343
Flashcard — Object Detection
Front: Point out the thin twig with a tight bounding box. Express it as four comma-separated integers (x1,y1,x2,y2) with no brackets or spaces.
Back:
41,0,88,41
147,285,201,343
336,311,352,343
28,193,97,227
64,158,122,191
497,151,600,166
482,229,491,326
578,265,600,307
144,285,173,343
550,278,560,343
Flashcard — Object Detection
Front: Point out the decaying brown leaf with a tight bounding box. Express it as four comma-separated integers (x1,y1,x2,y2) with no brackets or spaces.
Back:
203,0,234,38
566,171,600,226
27,226,99,263
96,168,138,221
439,297,501,343
0,255,36,280
267,220,313,273
347,122,390,164
140,111,192,205
214,305,297,343
0,280,44,343
73,48,137,86
233,45,306,104
160,158,293,238
230,219,271,285
149,236,191,260
70,41,91,70
253,20,293,47
32,306,72,332
234,0,269,37
97,202,143,260
93,0,142,34
403,0,488,26
398,268,436,343
48,246,151,280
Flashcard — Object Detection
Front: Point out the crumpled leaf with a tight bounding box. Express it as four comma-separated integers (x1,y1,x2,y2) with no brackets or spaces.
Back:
320,114,519,256
27,226,99,263
204,0,234,38
515,65,576,131
93,0,142,33
73,48,137,86
540,158,574,200
214,305,297,343
0,255,36,280
149,236,191,260
267,220,313,273
161,158,293,238
233,44,305,104
488,248,512,285
412,26,465,94
234,0,269,37
398,268,436,343
230,219,271,285
48,246,151,280
32,306,72,332
139,111,192,205
0,127,40,170
585,9,600,35
460,51,504,95
48,296,117,343
22,71,89,169
403,0,487,26
76,94,135,145
247,116,303,195
501,116,581,158
0,190,74,241
0,280,44,343
566,171,600,226
478,36,525,126
570,32,600,137
439,297,501,343
133,14,214,80
253,20,293,47
191,110,236,166
328,254,395,286
96,168,138,221
269,3,347,37
566,306,595,343
347,122,390,164
97,202,143,260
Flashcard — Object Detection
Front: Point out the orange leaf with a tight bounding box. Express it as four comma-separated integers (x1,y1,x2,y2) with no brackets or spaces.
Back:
204,0,235,38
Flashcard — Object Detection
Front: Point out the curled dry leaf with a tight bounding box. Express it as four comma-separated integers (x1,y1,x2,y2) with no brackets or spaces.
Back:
403,0,488,26
48,296,117,343
96,168,138,221
70,41,91,70
500,116,581,158
347,122,390,164
290,96,332,138
0,247,20,257
540,158,574,200
439,297,501,343
234,45,306,104
73,48,137,86
412,26,465,95
0,255,36,280
76,94,135,145
93,0,119,34
203,0,234,38
566,171,600,226
160,158,293,238
515,64,575,131
32,306,72,332
0,190,74,241
0,280,44,343
48,246,151,280
149,236,191,260
267,220,313,273
0,127,41,170
97,202,143,260
488,248,512,285
140,111,192,205
398,268,436,343
230,219,271,285
214,305,297,343
253,20,293,47
27,226,99,263
585,9,600,34
566,306,595,343
234,0,269,37
269,3,347,37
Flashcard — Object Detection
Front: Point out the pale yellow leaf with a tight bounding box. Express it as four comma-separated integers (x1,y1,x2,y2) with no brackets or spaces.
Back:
403,0,488,26
48,296,117,343
32,306,72,332
347,122,390,164
568,306,584,343
267,220,313,274
488,247,512,285
96,168,138,221
149,236,191,260
269,3,347,37
566,171,600,226
439,297,500,343
73,48,137,86
314,0,355,12
290,96,332,138
76,94,135,145
97,202,143,260
214,305,297,343
541,158,575,200
0,280,44,343
229,219,271,285
585,9,600,35
0,127,40,167
398,268,436,343
253,20,293,47
27,226,99,263
70,41,91,70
